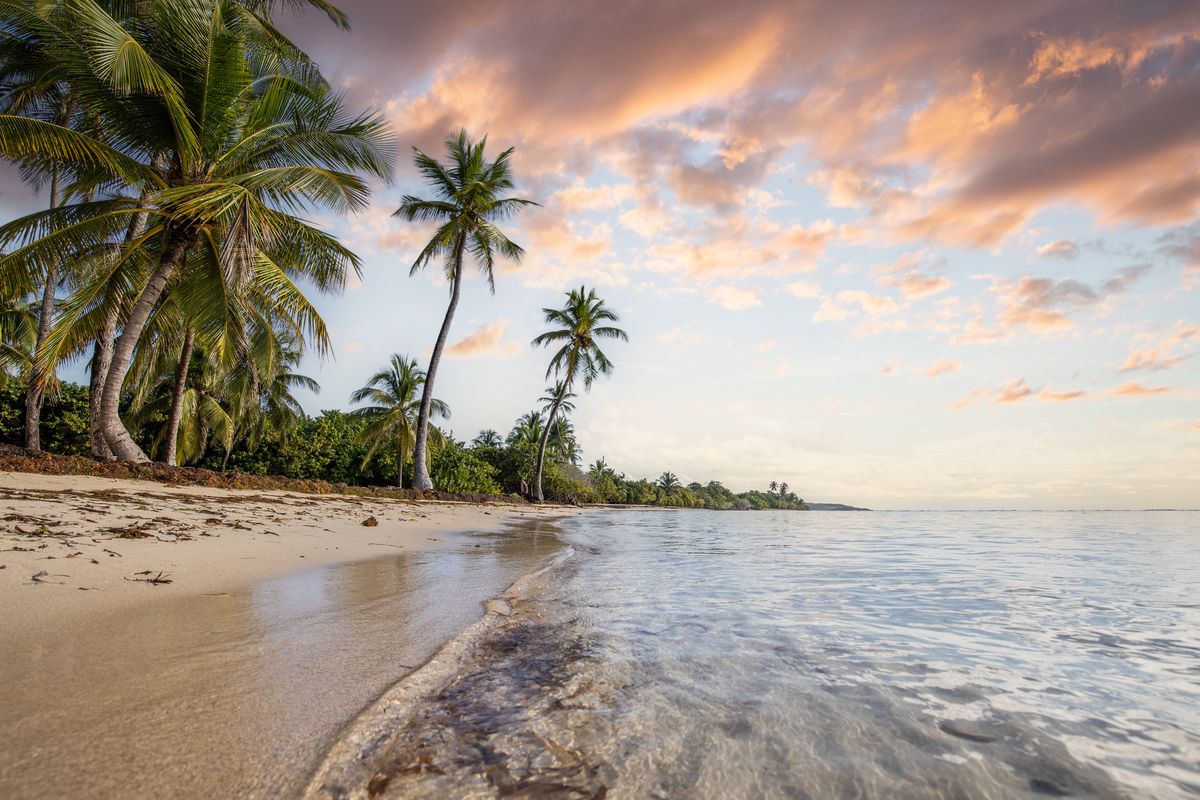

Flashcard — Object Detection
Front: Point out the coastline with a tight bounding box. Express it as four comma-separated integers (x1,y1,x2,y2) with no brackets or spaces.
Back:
0,470,578,799
0,469,569,637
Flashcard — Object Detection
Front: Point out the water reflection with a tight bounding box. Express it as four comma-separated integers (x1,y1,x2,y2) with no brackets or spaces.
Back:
0,521,563,800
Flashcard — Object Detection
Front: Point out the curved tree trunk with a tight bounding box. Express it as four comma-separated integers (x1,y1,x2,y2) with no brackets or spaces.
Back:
411,233,466,491
90,206,151,460
159,326,194,466
101,230,193,463
533,392,566,503
23,171,61,454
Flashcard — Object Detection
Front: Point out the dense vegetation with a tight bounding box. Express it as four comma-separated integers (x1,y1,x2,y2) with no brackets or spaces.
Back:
0,1,805,510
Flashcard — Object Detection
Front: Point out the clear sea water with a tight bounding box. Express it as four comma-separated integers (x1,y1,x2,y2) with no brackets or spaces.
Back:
338,509,1200,799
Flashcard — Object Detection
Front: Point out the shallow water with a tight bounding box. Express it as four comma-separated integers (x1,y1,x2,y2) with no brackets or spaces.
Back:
347,509,1200,799
0,521,563,799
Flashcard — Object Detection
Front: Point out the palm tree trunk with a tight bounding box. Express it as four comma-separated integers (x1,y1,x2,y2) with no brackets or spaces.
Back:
23,170,61,454
88,308,117,459
411,233,466,490
101,230,194,463
90,206,151,460
533,392,566,503
159,326,194,466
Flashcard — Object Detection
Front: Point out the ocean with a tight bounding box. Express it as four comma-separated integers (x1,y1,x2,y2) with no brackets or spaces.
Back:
319,509,1200,799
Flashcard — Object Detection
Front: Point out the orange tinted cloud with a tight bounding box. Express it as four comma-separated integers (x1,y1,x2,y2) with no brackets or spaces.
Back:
922,358,961,378
445,321,521,358
1107,381,1174,397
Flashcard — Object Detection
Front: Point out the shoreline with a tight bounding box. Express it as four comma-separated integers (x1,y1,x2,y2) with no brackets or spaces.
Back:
0,470,579,799
0,470,572,638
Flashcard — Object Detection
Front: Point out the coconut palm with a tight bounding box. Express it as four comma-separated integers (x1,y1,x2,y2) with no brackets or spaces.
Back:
657,472,681,493
529,286,627,502
506,411,544,449
0,0,393,463
349,354,448,487
393,129,536,489
472,428,502,448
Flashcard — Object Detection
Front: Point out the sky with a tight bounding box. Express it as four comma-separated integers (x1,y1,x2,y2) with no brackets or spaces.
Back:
5,1,1200,509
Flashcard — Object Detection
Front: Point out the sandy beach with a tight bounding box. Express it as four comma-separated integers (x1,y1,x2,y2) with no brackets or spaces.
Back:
0,470,573,798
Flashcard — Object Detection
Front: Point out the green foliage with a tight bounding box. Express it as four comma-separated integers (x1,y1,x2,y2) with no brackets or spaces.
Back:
430,439,501,495
0,380,90,455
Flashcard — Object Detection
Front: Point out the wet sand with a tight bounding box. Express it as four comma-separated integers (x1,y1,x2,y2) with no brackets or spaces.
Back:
0,472,570,798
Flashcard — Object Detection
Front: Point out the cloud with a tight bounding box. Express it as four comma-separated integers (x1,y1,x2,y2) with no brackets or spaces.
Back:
881,360,901,375
1120,321,1199,372
445,321,522,358
995,377,1036,404
785,280,822,298
1038,388,1089,403
757,339,778,353
876,253,952,299
922,358,961,378
658,326,710,348
1107,381,1174,397
1036,240,1080,260
1166,420,1200,432
990,265,1150,334
956,377,1089,407
706,284,762,310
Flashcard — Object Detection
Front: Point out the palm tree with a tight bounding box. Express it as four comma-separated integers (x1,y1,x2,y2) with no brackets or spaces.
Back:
507,411,544,449
349,354,448,487
473,428,502,448
769,481,778,494
0,0,393,463
393,130,536,489
529,286,627,502
657,471,681,493
779,481,790,498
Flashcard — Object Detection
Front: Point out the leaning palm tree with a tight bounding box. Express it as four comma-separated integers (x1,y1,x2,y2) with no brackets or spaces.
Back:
0,0,393,463
393,130,536,489
529,286,628,502
349,354,448,487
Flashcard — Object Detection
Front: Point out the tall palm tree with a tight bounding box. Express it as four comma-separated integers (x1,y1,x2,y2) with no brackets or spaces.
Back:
0,0,393,463
349,354,448,487
529,286,627,502
657,472,681,493
394,129,536,489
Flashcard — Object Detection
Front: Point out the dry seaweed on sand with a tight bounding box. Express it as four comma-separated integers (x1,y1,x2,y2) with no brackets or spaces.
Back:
126,571,173,585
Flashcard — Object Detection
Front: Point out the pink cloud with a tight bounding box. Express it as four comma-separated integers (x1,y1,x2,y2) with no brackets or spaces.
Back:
922,358,961,378
445,321,521,358
1107,381,1174,397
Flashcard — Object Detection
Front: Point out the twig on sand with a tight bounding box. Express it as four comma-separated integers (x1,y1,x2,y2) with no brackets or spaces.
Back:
125,570,173,585
368,542,404,548
30,570,67,584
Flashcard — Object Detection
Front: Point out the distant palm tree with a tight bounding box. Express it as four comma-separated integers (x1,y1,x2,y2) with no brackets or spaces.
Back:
507,411,544,450
589,457,613,479
473,428,502,448
394,130,536,489
349,354,448,487
530,286,627,502
769,481,778,494
657,471,681,493
779,482,790,498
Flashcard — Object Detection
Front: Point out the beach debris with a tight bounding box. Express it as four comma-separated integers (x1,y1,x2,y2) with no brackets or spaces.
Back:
368,542,403,548
105,520,157,539
126,571,173,585
31,570,66,584
102,547,123,557
0,564,6,569
362,516,379,527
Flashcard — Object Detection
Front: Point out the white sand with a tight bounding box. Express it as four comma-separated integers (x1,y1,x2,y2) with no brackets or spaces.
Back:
0,470,570,638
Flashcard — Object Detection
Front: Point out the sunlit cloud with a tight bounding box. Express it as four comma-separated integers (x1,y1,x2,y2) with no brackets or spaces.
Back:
445,321,522,358
1107,381,1174,397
